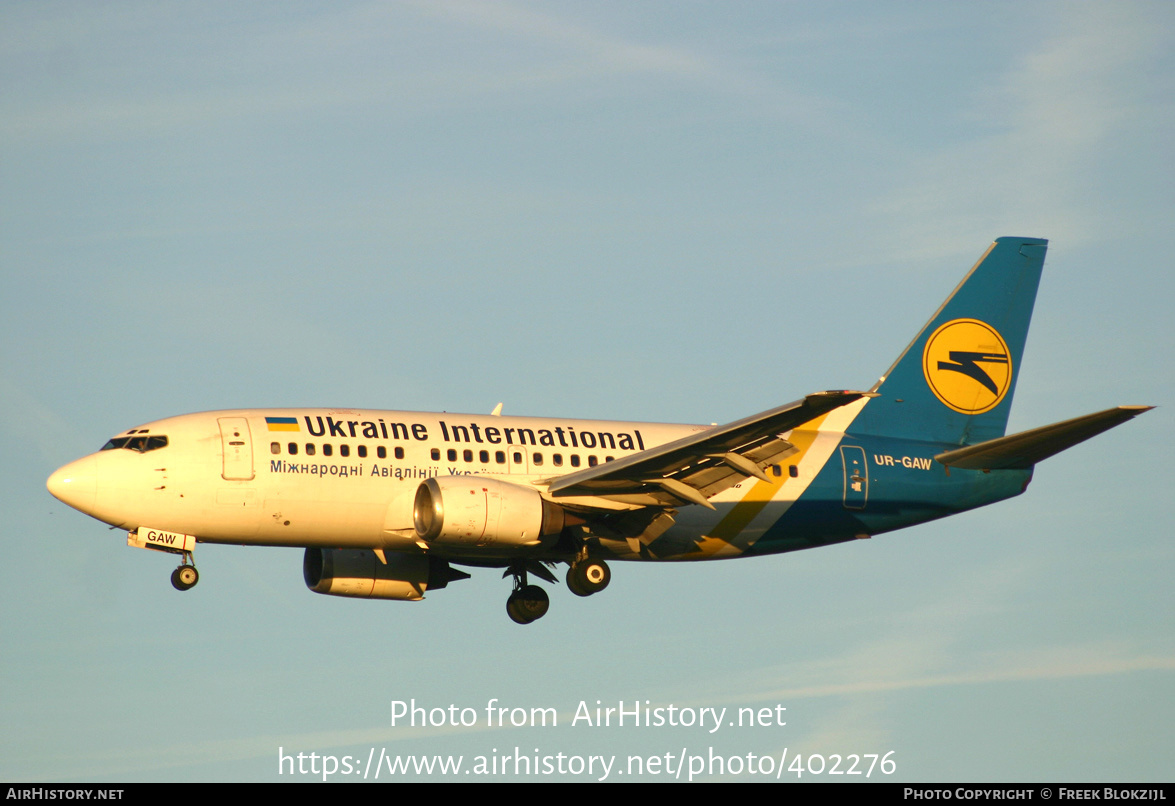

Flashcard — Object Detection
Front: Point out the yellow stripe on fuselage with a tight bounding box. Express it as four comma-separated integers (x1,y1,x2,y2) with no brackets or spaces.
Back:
703,412,832,546
681,396,870,559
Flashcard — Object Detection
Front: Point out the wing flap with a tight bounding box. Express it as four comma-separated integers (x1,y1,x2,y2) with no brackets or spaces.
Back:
547,390,867,507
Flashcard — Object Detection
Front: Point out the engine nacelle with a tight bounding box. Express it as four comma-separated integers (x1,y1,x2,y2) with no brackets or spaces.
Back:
303,548,466,600
413,476,566,549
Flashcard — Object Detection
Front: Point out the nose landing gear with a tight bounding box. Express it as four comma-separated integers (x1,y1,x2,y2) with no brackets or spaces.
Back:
170,553,199,591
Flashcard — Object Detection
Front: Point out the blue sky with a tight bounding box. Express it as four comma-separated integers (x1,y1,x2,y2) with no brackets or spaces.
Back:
2,1,1171,782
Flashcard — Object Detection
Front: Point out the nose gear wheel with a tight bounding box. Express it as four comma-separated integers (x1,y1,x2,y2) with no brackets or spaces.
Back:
170,553,199,591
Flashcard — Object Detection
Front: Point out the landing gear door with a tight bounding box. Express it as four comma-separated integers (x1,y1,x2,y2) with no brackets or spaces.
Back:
840,445,867,510
219,417,255,480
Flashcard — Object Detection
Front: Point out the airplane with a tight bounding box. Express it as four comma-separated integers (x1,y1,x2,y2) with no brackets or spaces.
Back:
46,237,1151,624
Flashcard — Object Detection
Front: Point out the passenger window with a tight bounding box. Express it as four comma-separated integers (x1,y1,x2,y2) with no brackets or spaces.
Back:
305,443,316,456
358,445,368,458
463,449,473,462
340,445,350,457
432,448,441,461
323,444,333,457
588,456,598,467
553,454,563,466
288,443,298,455
395,447,404,460
789,465,799,478
479,450,489,463
447,449,457,462
495,451,505,464
377,446,387,459
772,465,782,477
271,442,280,455
571,455,581,467
513,451,523,464
605,456,613,462
532,452,543,466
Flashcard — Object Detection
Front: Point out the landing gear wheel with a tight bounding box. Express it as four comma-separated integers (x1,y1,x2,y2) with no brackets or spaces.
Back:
506,595,529,625
506,585,549,624
171,564,199,591
567,559,610,597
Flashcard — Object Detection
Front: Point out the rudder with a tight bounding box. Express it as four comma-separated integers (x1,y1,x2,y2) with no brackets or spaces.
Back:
849,237,1048,446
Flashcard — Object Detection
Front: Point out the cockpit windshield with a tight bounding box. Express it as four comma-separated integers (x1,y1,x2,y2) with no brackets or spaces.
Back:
100,435,169,453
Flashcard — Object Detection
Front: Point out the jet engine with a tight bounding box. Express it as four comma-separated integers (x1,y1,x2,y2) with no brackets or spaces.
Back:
413,476,566,549
303,548,467,600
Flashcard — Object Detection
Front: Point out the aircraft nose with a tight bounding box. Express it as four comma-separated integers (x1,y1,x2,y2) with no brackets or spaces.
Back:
47,455,98,514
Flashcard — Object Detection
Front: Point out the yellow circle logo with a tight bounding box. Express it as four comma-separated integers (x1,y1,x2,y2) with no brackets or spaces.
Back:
922,319,1012,414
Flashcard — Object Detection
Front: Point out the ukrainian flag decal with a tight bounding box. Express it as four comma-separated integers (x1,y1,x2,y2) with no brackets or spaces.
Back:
265,416,300,432
922,319,1012,415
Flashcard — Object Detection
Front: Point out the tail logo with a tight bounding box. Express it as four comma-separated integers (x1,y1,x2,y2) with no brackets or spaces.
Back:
922,319,1012,415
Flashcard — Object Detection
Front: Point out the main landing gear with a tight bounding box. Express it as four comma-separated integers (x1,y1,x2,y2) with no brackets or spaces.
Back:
566,559,610,597
505,562,550,625
506,584,549,625
502,558,613,624
170,552,199,591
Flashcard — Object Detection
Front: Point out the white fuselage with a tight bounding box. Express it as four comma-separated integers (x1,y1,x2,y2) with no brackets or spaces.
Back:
52,409,698,551
47,404,864,563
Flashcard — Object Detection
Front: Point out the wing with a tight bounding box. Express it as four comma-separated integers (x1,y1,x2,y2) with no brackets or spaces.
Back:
545,390,870,509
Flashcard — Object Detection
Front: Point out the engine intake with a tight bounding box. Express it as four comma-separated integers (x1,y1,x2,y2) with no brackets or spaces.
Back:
413,476,566,548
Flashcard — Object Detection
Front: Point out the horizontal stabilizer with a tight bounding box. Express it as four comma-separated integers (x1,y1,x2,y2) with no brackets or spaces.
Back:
935,406,1153,470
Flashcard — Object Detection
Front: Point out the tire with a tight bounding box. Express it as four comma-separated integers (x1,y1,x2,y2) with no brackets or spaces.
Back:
568,560,610,596
507,585,549,623
506,594,533,624
566,567,587,597
171,565,199,591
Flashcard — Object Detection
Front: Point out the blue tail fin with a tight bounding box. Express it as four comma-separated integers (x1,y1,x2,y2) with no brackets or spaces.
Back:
849,237,1047,446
